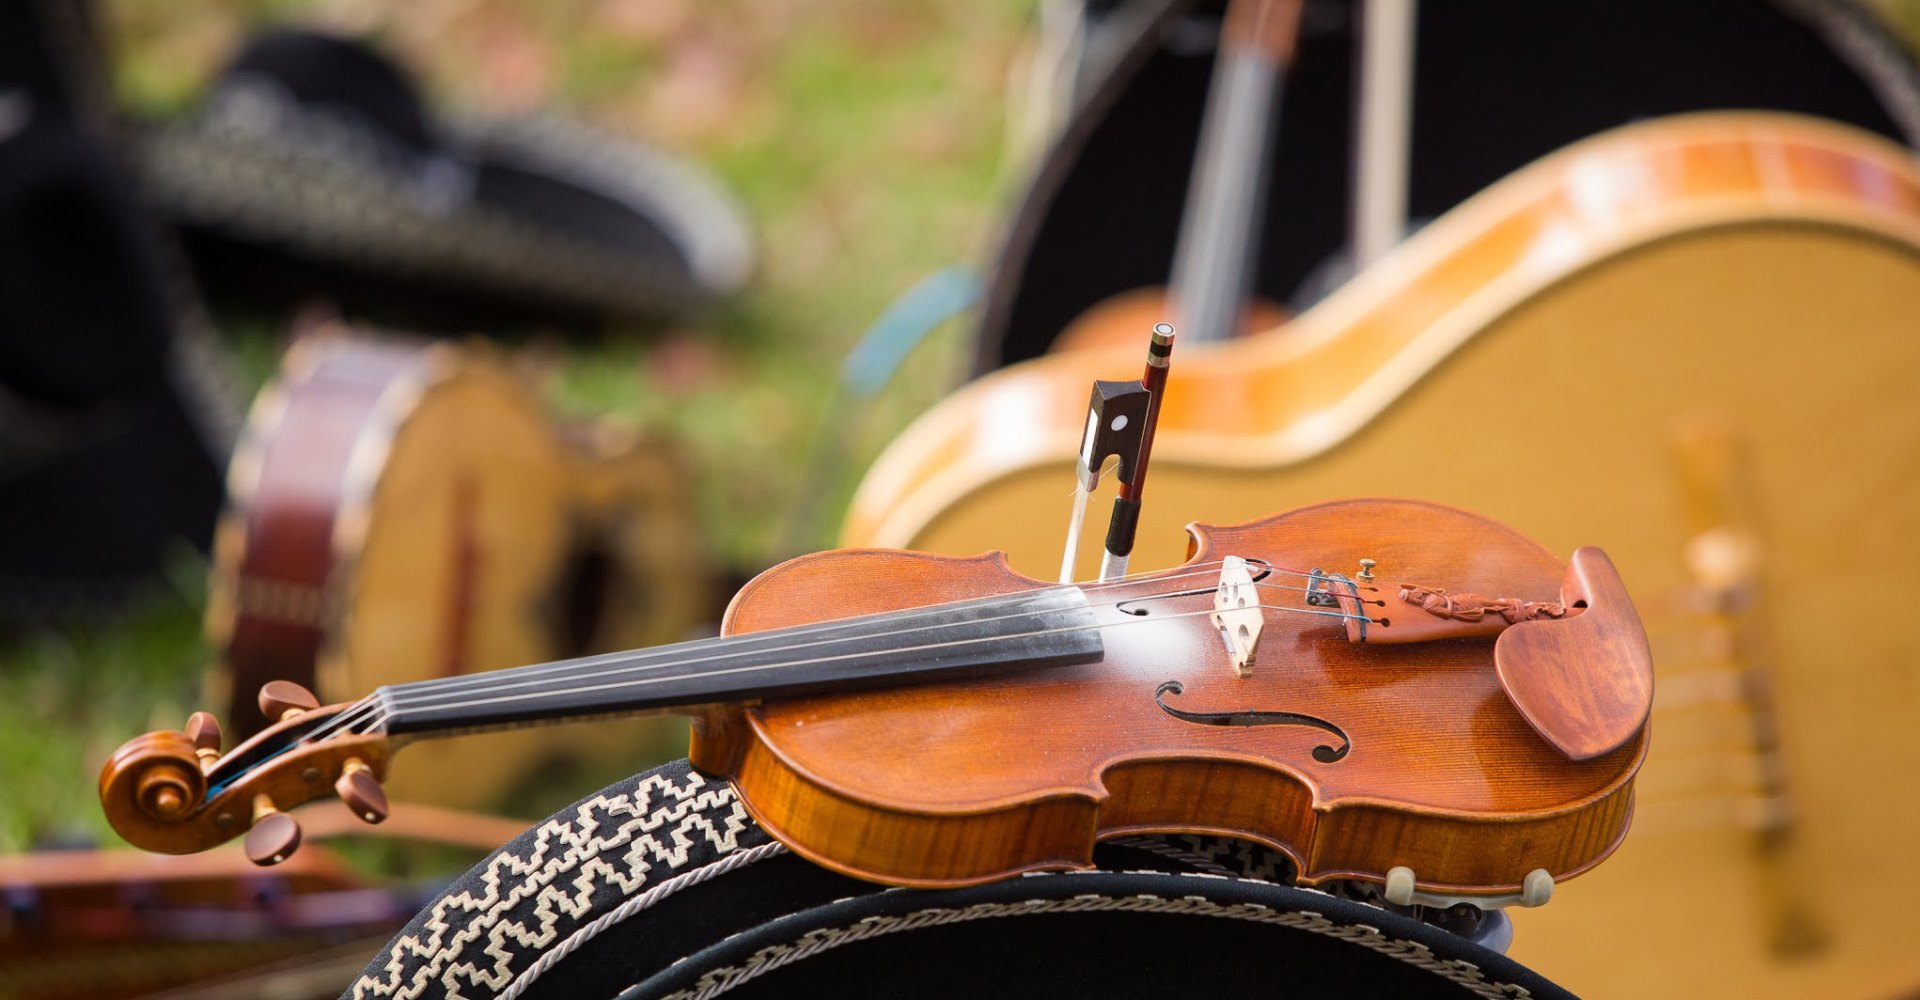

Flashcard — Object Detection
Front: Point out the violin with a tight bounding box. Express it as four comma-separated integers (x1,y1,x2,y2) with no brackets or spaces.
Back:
101,498,1651,908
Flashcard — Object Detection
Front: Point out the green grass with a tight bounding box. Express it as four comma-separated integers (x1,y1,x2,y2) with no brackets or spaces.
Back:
1,0,1037,853
0,558,210,851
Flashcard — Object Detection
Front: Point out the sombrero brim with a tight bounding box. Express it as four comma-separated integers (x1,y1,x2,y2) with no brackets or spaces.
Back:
136,32,751,331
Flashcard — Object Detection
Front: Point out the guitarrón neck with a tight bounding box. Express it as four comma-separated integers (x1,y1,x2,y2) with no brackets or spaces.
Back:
1169,0,1300,344
374,586,1103,738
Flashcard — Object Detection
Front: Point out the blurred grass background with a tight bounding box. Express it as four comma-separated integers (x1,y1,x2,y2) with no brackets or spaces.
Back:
0,0,1040,851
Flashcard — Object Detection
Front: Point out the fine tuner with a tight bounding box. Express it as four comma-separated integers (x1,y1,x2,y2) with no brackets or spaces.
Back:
101,497,1654,909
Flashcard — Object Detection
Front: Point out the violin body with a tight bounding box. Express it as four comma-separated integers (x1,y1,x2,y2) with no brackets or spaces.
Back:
844,113,1920,996
698,498,1645,892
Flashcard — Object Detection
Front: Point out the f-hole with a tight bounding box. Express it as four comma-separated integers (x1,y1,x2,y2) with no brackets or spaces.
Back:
1155,681,1351,763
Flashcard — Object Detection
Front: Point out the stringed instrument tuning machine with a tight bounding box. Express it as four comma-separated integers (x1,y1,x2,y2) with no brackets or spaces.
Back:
258,680,321,722
244,794,302,867
184,711,223,770
334,758,390,825
1357,558,1376,583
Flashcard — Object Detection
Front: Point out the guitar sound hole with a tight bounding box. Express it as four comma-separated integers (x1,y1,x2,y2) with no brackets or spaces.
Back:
553,543,614,659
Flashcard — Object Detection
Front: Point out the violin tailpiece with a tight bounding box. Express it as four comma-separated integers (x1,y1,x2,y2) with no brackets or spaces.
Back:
1398,585,1569,625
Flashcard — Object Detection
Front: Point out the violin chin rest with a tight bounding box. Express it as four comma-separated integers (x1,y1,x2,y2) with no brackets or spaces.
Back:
1494,547,1654,761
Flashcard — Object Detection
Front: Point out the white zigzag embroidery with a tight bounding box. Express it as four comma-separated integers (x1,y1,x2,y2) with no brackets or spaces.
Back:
350,769,755,1000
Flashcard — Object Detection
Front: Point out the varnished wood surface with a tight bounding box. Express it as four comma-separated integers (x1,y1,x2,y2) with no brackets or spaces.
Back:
845,113,1920,563
703,499,1645,893
1049,287,1286,354
840,112,1920,997
1494,547,1654,762
99,703,393,857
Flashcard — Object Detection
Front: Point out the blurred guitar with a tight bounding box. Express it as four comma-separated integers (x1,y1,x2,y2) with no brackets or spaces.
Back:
0,807,526,1000
209,328,711,811
844,112,1920,999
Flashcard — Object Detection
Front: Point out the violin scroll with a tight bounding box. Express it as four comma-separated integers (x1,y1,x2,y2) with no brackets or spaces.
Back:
258,680,322,722
104,730,206,824
98,684,394,864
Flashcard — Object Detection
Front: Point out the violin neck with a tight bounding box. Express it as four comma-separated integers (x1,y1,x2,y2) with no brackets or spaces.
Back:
1168,0,1302,344
374,587,1104,739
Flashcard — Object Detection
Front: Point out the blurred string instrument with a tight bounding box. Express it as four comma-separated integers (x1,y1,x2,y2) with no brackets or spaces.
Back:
207,328,710,811
103,497,1652,924
843,111,1920,998
0,844,393,1000
1049,0,1299,353
0,807,525,1000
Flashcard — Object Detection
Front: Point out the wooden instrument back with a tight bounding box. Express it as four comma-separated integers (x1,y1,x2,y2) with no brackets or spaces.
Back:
208,331,708,810
844,113,1920,998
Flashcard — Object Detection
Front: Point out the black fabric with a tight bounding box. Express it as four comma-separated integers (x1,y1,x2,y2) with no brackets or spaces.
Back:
0,0,226,626
619,869,1567,1000
0,0,87,119
0,123,174,407
348,760,1574,1000
219,30,439,156
0,385,224,610
974,0,1920,372
0,0,171,407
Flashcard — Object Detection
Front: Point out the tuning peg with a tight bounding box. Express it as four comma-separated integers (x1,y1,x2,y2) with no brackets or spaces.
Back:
184,712,223,769
334,758,389,824
258,680,320,722
244,794,302,866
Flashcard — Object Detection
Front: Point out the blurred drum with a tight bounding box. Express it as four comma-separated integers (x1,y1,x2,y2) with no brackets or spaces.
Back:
209,328,712,810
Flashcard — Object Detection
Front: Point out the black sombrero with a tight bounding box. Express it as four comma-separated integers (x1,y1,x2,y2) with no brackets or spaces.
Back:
348,760,1574,1000
136,29,753,332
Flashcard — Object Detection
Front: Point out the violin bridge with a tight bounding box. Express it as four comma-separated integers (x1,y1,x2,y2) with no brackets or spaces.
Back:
1212,556,1264,677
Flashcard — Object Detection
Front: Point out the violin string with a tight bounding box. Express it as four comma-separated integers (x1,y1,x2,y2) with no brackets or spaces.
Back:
317,556,1290,721
288,581,1177,745
1121,579,1384,610
293,563,1219,745
371,577,1222,711
352,558,1359,714
296,558,1374,745
328,593,1377,741
334,599,1375,739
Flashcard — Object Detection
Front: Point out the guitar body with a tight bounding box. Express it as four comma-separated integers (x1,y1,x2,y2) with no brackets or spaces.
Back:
844,114,1920,997
209,332,708,810
1049,287,1287,354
